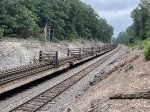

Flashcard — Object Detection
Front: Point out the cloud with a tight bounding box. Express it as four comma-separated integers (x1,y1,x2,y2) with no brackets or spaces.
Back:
99,9,134,36
83,0,139,11
82,0,140,37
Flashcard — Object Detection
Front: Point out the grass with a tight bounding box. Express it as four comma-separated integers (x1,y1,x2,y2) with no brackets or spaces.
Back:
129,39,150,61
144,40,150,60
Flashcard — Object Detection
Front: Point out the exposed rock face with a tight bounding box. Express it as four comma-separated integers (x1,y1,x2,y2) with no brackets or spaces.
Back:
0,40,103,70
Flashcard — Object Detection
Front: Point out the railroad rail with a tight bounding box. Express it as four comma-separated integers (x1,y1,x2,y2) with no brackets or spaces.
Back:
10,44,119,112
0,44,118,94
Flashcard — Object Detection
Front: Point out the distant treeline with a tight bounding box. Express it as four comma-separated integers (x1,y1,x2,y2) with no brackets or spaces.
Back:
117,0,150,45
0,0,113,42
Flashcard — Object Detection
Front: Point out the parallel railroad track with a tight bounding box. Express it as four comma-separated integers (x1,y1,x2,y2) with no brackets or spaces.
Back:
10,45,119,112
0,56,78,85
0,45,116,86
0,62,54,85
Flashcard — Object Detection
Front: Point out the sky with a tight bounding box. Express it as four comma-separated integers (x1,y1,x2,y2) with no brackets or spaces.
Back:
82,0,140,37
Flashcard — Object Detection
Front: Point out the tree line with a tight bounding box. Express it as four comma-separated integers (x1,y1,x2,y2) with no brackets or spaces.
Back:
117,0,150,45
0,0,113,42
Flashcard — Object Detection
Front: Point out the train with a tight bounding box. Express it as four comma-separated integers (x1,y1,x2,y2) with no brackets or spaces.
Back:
0,43,118,94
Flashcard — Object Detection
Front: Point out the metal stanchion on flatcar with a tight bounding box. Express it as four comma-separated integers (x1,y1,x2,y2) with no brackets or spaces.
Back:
79,48,81,59
39,51,43,62
91,47,94,55
67,48,69,56
55,51,59,68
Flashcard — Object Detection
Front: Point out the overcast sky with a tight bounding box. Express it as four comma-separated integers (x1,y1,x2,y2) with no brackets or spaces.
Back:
82,0,140,37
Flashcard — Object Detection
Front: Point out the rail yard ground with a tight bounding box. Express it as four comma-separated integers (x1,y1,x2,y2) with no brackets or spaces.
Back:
0,40,149,112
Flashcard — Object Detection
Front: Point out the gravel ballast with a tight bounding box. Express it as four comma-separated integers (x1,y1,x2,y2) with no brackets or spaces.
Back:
40,45,128,112
0,45,127,112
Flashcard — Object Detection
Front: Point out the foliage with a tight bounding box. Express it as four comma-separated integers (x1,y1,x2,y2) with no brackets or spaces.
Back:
116,32,129,45
127,39,150,61
0,0,113,42
0,28,4,38
117,0,150,45
144,41,150,60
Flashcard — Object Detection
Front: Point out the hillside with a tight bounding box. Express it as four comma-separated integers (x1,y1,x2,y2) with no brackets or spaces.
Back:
0,39,103,70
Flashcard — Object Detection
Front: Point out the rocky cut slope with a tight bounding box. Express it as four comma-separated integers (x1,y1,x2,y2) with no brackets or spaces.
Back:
0,39,103,70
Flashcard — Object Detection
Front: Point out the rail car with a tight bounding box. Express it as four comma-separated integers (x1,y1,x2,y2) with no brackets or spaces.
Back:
39,44,118,66
0,43,118,94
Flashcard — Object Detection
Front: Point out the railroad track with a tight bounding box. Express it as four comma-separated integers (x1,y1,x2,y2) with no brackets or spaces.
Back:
0,44,117,95
10,46,119,112
0,45,115,86
0,56,77,85
0,62,55,85
0,50,92,85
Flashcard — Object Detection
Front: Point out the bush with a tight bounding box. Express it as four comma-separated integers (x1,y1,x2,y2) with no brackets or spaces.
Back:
0,28,4,39
144,42,150,61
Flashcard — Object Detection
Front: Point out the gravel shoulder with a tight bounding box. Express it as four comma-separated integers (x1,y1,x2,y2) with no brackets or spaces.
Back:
38,45,128,112
1,42,149,112
0,44,118,112
68,48,150,112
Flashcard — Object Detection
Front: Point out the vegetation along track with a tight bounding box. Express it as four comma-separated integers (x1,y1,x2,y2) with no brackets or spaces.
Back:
10,45,120,112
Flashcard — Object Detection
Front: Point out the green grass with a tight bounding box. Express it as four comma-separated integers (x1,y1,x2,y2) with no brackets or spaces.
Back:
0,28,4,39
144,40,150,61
128,39,150,61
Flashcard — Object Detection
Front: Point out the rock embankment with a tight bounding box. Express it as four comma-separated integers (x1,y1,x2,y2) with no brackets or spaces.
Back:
0,39,103,70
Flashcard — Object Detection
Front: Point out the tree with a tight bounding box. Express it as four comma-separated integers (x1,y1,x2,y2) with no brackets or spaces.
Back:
126,0,150,44
117,32,129,45
0,0,114,42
